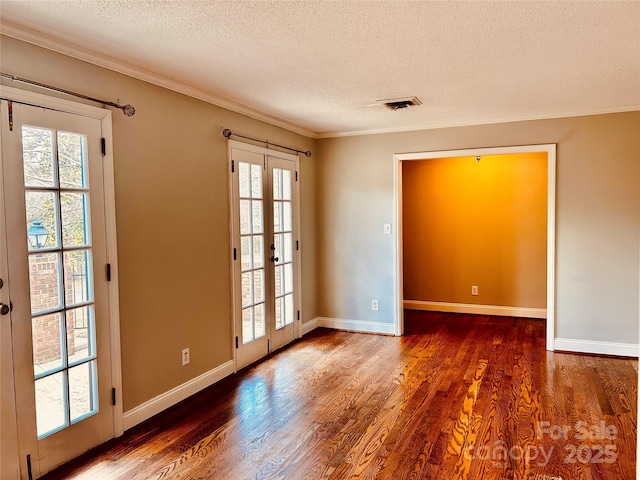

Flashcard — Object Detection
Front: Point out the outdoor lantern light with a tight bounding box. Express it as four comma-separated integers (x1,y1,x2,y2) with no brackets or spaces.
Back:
27,220,50,249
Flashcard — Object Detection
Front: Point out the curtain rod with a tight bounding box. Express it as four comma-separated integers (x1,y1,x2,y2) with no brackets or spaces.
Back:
222,128,311,157
1,72,136,116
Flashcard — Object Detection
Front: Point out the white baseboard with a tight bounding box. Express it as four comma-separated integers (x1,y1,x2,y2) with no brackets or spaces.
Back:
301,317,319,336
123,360,235,430
404,300,547,319
317,317,396,335
554,338,639,358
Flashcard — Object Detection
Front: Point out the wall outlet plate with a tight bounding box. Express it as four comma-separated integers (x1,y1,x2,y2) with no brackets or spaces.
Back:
472,286,478,296
372,300,379,311
182,347,190,366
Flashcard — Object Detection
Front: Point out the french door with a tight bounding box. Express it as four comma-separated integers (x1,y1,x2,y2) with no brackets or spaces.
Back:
0,89,121,479
229,141,301,369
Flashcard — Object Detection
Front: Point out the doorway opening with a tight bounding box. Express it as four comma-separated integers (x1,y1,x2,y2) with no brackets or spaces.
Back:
393,145,556,350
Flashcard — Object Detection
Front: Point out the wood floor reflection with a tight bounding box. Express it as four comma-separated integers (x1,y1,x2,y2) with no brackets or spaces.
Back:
42,311,638,480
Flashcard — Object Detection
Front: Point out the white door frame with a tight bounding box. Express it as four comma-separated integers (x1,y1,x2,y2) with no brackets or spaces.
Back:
393,144,556,351
0,87,124,471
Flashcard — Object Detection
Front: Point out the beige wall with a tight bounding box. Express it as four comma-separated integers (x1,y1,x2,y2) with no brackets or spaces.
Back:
0,35,317,412
403,153,547,308
317,112,640,344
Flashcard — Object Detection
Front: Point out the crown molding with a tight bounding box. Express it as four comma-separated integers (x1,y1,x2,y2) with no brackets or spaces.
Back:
315,105,640,138
3,21,638,141
0,21,318,139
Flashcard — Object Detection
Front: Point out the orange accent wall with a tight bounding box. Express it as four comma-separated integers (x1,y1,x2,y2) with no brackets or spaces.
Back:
402,153,547,308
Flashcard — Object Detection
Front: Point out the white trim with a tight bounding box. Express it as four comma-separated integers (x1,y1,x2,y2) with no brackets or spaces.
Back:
100,112,125,438
301,317,319,336
554,339,639,358
0,22,316,139
394,144,556,350
122,360,235,431
393,155,404,336
317,317,396,335
404,300,547,319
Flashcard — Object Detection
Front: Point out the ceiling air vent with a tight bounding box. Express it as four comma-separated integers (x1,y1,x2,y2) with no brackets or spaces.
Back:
377,96,422,111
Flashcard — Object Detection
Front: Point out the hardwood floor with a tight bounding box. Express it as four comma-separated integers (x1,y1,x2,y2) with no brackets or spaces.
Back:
42,311,637,480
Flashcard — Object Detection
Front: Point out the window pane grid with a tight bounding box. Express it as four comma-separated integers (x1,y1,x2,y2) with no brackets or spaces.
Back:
23,126,98,439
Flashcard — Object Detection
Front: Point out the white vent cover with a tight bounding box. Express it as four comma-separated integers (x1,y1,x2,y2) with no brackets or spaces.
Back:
376,96,422,111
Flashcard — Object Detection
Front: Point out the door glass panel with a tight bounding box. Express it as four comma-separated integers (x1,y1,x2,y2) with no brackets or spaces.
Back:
67,306,94,364
275,265,283,297
285,294,294,326
273,202,282,233
251,201,263,234
283,233,293,263
32,313,64,375
273,168,282,200
29,253,62,313
60,192,90,247
63,250,92,306
22,126,55,188
69,361,97,422
242,308,253,343
240,236,252,270
253,270,264,303
275,296,283,330
240,200,251,235
25,191,59,250
284,264,294,295
251,164,262,198
57,131,86,189
21,125,98,439
283,202,292,231
35,371,66,437
241,272,252,307
254,304,265,338
282,170,291,200
239,162,250,197
252,236,264,269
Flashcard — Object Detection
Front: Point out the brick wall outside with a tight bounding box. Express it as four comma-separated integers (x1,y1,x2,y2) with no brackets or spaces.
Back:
29,254,86,366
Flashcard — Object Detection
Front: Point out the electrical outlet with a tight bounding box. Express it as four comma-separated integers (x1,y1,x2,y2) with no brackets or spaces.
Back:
372,300,379,311
472,286,478,296
181,347,190,366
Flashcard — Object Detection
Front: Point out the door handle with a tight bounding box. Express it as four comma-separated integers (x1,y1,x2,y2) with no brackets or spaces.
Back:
0,302,9,316
270,256,279,263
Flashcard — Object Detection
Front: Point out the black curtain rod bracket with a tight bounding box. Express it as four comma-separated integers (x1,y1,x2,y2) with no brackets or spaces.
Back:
223,128,311,157
1,72,135,116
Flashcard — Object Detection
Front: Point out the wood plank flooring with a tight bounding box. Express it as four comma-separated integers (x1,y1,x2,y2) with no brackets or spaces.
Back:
42,311,637,480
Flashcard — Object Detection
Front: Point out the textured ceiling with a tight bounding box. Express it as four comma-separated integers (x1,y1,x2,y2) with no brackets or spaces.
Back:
1,1,639,137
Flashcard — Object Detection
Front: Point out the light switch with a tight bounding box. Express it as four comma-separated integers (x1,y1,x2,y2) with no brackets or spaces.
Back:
383,223,392,234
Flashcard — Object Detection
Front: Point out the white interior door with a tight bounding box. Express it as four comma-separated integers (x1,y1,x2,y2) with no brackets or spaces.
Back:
230,142,300,369
0,96,120,479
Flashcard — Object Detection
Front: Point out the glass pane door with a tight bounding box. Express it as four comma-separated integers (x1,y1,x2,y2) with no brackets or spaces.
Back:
2,99,116,478
232,147,269,368
268,157,297,352
231,144,300,369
